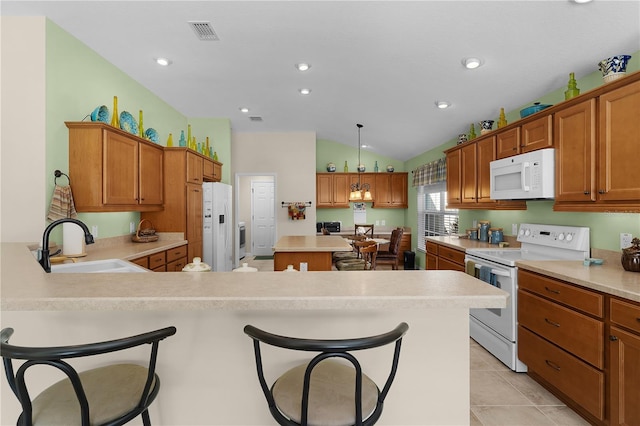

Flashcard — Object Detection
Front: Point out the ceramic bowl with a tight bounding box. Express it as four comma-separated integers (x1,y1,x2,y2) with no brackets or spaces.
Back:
145,128,159,143
326,162,336,172
357,164,366,172
90,105,109,123
520,102,552,118
599,55,632,82
479,120,494,130
386,165,394,172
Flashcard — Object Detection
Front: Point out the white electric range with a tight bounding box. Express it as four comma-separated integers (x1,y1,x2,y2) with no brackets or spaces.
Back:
465,223,590,372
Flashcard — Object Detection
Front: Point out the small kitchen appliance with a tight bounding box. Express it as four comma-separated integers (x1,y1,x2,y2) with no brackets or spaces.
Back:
465,223,590,372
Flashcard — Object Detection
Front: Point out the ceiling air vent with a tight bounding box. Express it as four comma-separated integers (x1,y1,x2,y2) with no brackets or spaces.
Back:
188,21,219,41
249,116,263,122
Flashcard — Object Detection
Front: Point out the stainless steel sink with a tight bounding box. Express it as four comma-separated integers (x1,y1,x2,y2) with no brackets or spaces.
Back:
51,259,149,273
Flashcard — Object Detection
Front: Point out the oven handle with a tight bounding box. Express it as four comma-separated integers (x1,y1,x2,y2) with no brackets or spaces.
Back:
465,260,511,277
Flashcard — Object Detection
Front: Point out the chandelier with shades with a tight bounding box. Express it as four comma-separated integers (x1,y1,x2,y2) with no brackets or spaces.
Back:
349,123,373,202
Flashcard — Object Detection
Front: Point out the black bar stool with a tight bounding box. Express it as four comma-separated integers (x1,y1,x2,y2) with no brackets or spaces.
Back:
1,326,176,426
244,322,409,426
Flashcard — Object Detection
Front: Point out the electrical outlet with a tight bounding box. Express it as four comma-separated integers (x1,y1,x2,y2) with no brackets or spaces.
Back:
299,262,308,272
375,220,380,226
130,222,136,233
512,224,518,235
91,225,98,238
381,220,386,226
621,233,633,249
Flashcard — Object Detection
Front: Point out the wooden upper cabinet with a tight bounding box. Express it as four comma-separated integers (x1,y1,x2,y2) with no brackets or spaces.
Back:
521,115,553,153
389,173,408,207
373,173,407,208
554,98,597,203
496,127,521,159
138,142,163,205
186,151,203,184
333,173,350,207
460,143,478,204
446,148,462,206
203,158,223,182
67,122,163,212
316,173,349,208
597,79,640,202
476,137,496,203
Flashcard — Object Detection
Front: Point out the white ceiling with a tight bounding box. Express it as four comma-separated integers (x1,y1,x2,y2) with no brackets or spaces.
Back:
4,0,640,161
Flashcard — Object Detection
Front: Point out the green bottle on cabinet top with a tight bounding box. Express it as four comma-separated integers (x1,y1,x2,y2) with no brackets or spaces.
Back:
344,161,348,172
213,151,219,161
110,96,119,128
374,161,379,172
564,72,580,100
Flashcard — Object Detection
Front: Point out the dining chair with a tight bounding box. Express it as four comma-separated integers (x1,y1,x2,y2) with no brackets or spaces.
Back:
376,228,404,270
359,243,378,270
1,326,177,426
336,240,376,270
244,322,409,426
354,224,375,239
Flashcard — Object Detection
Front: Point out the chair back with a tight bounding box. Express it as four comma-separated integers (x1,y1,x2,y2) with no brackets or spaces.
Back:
244,323,409,426
355,224,374,238
1,326,176,426
359,243,378,270
388,228,404,255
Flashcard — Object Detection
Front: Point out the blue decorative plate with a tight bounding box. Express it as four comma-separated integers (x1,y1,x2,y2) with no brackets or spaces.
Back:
145,128,159,143
91,105,109,123
119,111,137,135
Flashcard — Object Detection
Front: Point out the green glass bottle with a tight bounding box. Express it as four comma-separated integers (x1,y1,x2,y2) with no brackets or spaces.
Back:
110,96,119,128
564,72,580,100
344,161,348,172
469,123,477,140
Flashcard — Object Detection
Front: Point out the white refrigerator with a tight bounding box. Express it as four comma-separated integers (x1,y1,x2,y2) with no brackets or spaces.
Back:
202,182,233,271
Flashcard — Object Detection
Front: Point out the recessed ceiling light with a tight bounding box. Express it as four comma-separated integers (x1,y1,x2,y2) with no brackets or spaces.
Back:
299,88,312,95
296,63,311,71
462,57,482,69
572,0,593,3
436,101,451,109
239,107,249,113
155,57,172,66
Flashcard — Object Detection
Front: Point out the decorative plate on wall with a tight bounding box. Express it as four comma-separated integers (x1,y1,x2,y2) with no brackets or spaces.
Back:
119,111,137,135
145,128,159,143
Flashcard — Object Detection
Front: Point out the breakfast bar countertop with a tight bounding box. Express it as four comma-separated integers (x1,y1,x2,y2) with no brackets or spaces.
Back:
1,242,507,312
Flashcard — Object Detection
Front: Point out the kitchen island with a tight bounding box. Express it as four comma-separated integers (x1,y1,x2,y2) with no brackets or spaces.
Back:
1,242,507,425
272,235,353,271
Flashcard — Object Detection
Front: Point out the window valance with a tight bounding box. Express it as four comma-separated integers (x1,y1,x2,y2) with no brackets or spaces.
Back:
412,158,446,187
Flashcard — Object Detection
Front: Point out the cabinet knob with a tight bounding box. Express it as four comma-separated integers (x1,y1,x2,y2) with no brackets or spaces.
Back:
598,190,606,194
544,318,560,327
583,191,590,195
610,335,619,341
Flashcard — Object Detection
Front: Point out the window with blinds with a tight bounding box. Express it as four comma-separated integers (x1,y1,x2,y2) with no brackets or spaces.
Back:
416,183,459,252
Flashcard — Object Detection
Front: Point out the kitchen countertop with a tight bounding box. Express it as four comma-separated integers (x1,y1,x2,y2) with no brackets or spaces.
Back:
1,241,507,311
273,235,353,252
425,236,640,302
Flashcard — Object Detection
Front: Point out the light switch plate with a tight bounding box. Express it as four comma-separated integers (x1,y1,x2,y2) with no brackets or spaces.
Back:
299,262,308,272
91,225,98,238
512,224,518,235
381,220,386,226
621,233,633,249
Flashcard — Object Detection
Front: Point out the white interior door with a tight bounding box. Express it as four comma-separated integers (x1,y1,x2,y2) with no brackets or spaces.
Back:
251,181,275,256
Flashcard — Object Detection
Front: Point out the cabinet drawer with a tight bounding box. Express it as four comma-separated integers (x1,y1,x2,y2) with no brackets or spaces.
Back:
166,245,187,263
438,257,465,272
519,290,603,369
438,245,465,266
148,252,166,269
518,326,604,421
610,297,640,334
166,257,188,272
518,270,603,318
425,241,439,256
152,264,166,272
131,256,149,269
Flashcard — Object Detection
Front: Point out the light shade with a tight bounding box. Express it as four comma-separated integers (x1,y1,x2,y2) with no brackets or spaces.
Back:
463,57,481,69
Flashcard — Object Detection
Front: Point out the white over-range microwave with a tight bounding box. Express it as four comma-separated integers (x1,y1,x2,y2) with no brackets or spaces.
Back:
490,148,555,200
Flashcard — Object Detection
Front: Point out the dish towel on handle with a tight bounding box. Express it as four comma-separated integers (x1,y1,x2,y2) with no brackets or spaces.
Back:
47,184,77,221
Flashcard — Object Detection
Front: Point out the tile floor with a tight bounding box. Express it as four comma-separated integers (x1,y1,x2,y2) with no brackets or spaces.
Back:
241,256,591,425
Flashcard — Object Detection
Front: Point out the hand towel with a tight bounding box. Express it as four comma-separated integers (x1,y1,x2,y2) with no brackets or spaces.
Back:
47,184,77,221
465,260,476,277
478,265,493,284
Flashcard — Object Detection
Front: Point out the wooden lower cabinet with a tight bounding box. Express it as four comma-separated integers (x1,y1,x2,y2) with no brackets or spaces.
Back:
608,297,640,426
425,240,464,271
130,244,188,272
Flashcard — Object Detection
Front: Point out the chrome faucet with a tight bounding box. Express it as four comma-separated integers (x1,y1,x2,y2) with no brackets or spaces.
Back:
39,218,95,273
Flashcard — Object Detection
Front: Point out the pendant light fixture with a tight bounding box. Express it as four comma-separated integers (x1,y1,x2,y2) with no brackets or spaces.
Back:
349,123,373,202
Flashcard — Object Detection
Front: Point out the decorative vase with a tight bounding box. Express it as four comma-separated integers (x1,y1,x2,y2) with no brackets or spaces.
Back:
187,124,192,147
468,123,476,140
167,133,173,147
374,161,379,172
179,130,186,147
479,120,494,134
386,165,394,172
598,55,632,83
497,108,507,128
138,110,144,138
213,151,218,161
110,96,119,128
457,134,467,145
564,72,580,100
343,161,348,172
357,164,366,173
326,162,336,172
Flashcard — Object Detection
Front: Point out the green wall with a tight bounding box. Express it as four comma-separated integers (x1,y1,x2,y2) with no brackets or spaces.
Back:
402,51,640,268
44,20,230,243
316,139,406,228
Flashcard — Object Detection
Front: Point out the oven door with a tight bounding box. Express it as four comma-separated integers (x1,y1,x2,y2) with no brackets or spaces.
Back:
465,255,517,342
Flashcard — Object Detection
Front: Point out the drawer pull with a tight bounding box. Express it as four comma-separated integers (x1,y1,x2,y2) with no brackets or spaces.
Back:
610,335,619,341
545,360,561,371
544,286,560,295
544,318,560,327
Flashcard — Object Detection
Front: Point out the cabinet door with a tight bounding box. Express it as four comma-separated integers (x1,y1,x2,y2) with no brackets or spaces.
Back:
426,253,438,270
446,149,461,206
139,143,164,205
186,152,203,184
496,128,520,159
555,99,596,202
203,158,214,180
476,137,496,203
609,326,640,426
316,174,333,207
374,174,391,206
522,115,553,153
332,174,350,207
186,183,203,261
103,131,138,205
598,80,640,201
389,173,407,207
460,143,478,204
213,162,222,182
